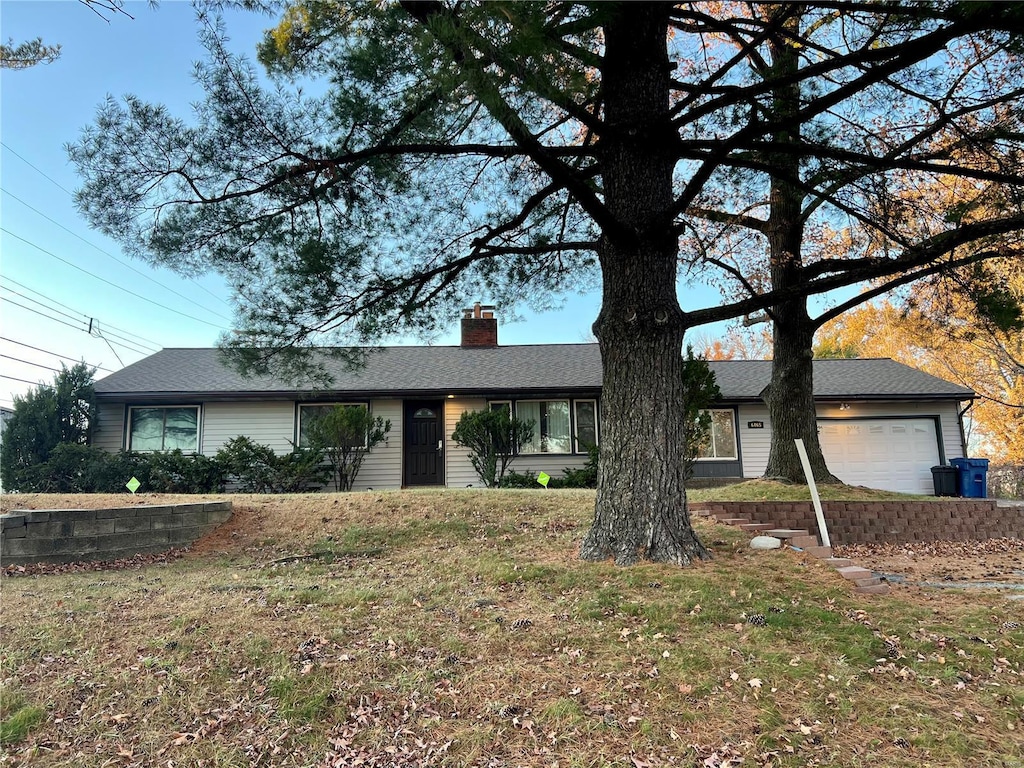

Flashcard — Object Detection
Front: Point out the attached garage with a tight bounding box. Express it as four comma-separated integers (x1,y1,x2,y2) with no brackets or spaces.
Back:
817,417,942,495
725,359,973,493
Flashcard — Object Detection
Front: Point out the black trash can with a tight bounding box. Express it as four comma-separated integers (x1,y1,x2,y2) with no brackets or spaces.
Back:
931,465,958,497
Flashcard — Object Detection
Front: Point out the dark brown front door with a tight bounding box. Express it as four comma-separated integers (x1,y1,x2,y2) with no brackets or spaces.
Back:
403,400,444,486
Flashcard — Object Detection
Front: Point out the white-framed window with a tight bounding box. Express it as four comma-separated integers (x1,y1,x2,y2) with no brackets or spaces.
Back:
128,406,200,452
297,402,369,448
487,398,598,454
516,399,572,454
573,399,598,453
697,409,737,460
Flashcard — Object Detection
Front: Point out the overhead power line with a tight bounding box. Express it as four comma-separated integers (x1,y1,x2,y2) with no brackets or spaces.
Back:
0,276,162,350
1,187,234,322
0,141,74,195
0,336,115,372
0,298,154,358
1,228,230,330
0,296,90,333
87,324,157,355
1,142,232,310
1,283,86,327
1,354,62,373
1,374,54,389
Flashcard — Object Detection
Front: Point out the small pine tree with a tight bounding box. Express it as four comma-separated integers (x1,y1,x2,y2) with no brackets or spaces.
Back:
452,409,534,488
681,347,721,478
0,362,97,492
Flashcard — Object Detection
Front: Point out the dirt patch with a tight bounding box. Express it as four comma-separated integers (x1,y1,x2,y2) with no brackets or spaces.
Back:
836,538,1024,585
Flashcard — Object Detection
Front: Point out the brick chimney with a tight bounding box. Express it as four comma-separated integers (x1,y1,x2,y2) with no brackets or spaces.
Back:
461,302,498,347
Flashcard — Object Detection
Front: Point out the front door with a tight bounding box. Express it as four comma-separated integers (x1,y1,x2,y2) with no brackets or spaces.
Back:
403,400,444,486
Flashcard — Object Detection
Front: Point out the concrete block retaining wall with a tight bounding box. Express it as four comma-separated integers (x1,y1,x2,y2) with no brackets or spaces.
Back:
690,499,1022,545
0,501,232,567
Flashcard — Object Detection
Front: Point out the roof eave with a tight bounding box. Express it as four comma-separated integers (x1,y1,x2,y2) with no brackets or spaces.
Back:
94,385,605,402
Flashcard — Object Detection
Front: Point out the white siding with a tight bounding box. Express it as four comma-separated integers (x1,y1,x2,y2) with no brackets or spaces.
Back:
738,400,966,479
443,398,591,487
445,397,487,488
507,454,589,479
350,399,403,490
737,403,772,478
201,401,296,455
93,403,126,452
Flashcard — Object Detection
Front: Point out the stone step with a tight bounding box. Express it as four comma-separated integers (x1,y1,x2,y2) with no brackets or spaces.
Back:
853,576,883,588
739,523,774,532
788,534,820,548
835,565,874,582
820,557,854,568
855,583,891,595
763,529,809,540
718,518,753,527
802,545,833,559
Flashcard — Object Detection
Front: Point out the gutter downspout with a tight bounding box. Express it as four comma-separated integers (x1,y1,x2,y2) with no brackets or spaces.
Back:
958,398,976,458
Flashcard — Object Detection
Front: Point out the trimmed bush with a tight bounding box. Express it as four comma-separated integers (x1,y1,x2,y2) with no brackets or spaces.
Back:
452,409,534,488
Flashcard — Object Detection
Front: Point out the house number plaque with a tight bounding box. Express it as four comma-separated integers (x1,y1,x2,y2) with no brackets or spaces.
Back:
747,421,765,429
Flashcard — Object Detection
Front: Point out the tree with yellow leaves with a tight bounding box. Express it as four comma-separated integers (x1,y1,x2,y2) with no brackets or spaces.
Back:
816,259,1023,462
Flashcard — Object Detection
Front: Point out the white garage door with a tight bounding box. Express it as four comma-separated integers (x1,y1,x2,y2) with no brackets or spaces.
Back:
817,418,940,495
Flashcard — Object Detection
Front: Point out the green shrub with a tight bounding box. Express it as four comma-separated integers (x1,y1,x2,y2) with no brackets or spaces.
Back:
273,446,333,492
38,442,111,492
1,443,226,494
216,436,280,492
562,442,599,488
0,363,96,492
147,449,226,493
499,470,564,489
682,347,721,478
215,436,330,492
303,406,390,491
452,408,534,488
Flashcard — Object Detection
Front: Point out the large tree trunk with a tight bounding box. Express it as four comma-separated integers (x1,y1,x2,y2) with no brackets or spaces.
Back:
761,9,839,484
580,5,709,566
763,303,839,482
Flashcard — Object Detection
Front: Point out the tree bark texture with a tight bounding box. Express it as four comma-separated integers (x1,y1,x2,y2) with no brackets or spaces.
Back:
761,11,840,484
580,4,710,566
762,302,839,483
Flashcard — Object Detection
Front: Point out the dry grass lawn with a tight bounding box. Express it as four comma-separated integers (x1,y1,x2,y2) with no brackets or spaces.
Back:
1,490,1022,767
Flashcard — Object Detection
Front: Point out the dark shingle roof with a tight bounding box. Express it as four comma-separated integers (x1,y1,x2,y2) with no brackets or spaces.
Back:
93,345,604,399
708,358,975,400
93,346,974,401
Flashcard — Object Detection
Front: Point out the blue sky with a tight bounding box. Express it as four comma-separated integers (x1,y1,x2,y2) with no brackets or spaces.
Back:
0,1,731,409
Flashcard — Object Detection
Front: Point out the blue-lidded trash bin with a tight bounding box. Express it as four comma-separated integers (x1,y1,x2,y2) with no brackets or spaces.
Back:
950,458,990,498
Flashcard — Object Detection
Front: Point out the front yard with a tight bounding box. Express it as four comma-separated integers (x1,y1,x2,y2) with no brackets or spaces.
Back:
1,489,1022,766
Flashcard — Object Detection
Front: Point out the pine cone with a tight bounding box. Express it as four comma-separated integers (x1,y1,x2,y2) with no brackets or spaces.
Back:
883,637,902,659
497,704,522,718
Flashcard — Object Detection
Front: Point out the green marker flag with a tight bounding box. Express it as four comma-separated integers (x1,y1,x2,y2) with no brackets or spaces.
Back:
537,472,550,488
126,477,141,494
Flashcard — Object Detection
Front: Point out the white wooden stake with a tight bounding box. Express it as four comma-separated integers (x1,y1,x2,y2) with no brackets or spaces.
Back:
795,438,831,547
